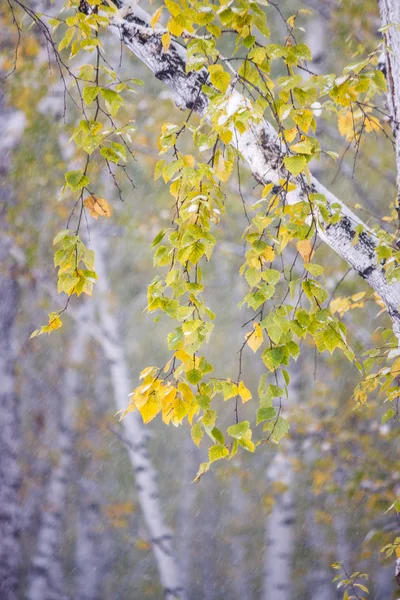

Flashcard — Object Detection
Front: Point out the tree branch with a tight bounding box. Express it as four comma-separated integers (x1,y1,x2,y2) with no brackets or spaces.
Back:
106,1,400,340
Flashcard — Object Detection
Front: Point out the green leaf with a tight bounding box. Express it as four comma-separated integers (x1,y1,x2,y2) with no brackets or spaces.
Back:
256,407,276,424
208,444,229,462
53,229,73,246
65,170,89,191
208,64,230,93
82,85,100,105
284,155,307,176
382,408,395,424
304,263,324,277
187,368,202,385
227,421,250,439
191,422,203,447
264,416,290,442
100,147,122,164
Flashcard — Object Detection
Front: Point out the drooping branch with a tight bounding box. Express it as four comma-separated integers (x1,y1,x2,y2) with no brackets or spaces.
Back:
105,1,400,340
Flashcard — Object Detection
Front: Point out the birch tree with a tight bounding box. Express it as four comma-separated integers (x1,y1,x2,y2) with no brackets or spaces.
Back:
4,0,400,591
0,59,26,600
27,324,88,600
88,230,182,599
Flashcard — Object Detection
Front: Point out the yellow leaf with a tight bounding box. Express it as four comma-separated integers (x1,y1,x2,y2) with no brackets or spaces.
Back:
365,115,381,133
246,323,263,353
284,127,297,143
178,382,195,404
390,357,400,378
84,195,112,219
351,291,366,302
238,381,252,403
296,239,314,262
151,6,163,28
183,154,195,168
338,111,354,141
168,18,184,36
171,396,189,424
138,394,161,424
162,32,171,53
262,245,275,263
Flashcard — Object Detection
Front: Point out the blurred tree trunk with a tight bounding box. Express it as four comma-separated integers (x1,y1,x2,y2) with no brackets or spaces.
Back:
75,478,104,600
0,75,26,600
178,434,198,600
306,510,334,600
26,325,88,600
230,475,251,600
89,231,182,600
262,451,295,600
262,366,299,600
200,473,218,600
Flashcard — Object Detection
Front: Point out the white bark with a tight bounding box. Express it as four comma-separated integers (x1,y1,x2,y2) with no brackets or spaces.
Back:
0,78,25,600
26,325,88,600
262,366,299,600
100,1,400,340
306,510,334,600
230,475,251,600
88,230,182,599
378,0,400,208
75,478,104,600
178,434,198,600
262,451,295,600
0,242,22,600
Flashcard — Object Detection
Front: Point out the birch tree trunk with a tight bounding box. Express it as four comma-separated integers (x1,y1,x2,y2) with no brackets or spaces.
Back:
0,240,22,600
262,365,299,600
305,510,334,600
378,0,400,210
0,73,26,600
177,434,198,600
262,450,295,600
377,5,400,581
75,478,104,600
26,325,88,600
88,230,182,600
84,0,400,340
230,475,251,600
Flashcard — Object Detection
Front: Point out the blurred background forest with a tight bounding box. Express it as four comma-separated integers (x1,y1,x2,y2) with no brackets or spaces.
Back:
1,0,400,598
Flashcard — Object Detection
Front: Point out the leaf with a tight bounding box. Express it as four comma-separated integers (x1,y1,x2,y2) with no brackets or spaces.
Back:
296,239,314,262
138,395,161,424
256,407,276,424
208,444,229,462
238,381,252,403
284,155,307,176
304,263,324,277
246,323,263,353
30,312,63,338
191,422,203,447
264,416,290,442
208,64,230,94
227,421,250,439
193,461,210,482
390,357,400,377
53,229,73,246
84,195,112,219
151,6,163,28
187,368,202,385
382,408,395,424
100,146,123,164
162,32,171,52
82,85,99,105
65,170,89,191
